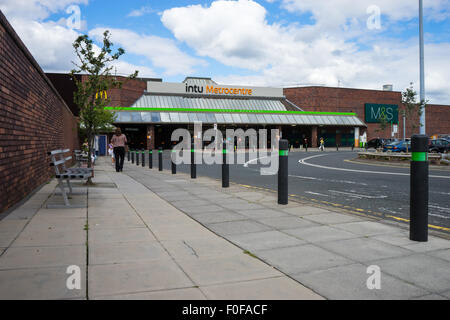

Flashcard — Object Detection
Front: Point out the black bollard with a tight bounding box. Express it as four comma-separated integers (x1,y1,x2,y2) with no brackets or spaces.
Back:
278,139,289,205
171,149,176,174
127,150,130,162
158,147,163,171
410,135,429,242
336,144,339,151
141,149,145,167
191,142,196,179
136,149,140,166
222,141,229,188
149,150,153,169
131,150,135,164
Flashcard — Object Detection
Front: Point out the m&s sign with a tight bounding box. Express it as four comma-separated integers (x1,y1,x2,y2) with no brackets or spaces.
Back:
365,104,398,123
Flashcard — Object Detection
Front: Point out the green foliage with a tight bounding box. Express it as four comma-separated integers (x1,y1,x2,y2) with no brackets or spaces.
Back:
401,83,426,134
70,30,138,174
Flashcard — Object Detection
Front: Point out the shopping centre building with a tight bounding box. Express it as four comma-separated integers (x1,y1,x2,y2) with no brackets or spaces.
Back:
47,74,449,152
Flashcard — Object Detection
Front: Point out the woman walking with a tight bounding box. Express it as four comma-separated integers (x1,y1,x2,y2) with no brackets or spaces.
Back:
110,128,127,172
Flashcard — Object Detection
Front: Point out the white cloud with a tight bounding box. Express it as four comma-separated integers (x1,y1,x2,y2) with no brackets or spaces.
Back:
161,0,450,104
89,28,207,76
0,0,88,21
127,6,154,17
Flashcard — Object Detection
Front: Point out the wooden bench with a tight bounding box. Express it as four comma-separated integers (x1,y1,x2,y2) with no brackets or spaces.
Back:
47,149,93,208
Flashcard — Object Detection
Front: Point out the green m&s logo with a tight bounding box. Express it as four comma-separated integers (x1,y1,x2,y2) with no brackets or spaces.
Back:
365,104,399,124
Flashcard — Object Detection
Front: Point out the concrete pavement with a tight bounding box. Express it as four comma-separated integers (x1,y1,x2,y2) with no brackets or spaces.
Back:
1,155,449,299
123,156,450,300
0,158,322,300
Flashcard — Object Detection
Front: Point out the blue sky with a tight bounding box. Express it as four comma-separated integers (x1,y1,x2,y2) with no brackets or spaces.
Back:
1,0,449,103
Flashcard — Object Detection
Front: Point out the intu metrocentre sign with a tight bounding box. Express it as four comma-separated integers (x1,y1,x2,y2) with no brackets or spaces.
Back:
147,81,284,98
365,103,399,124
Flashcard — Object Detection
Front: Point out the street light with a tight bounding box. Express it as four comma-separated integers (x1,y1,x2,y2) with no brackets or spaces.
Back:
419,0,426,134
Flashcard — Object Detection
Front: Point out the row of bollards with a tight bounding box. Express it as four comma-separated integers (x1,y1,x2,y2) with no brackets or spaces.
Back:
127,135,428,243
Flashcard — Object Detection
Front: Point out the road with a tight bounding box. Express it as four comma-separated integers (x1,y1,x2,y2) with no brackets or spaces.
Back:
139,150,450,231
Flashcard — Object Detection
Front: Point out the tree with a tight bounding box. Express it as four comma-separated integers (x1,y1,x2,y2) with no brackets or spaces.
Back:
71,30,138,184
401,83,426,152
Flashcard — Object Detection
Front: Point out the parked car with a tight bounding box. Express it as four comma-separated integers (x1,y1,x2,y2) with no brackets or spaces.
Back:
383,140,411,152
367,138,388,149
429,139,450,153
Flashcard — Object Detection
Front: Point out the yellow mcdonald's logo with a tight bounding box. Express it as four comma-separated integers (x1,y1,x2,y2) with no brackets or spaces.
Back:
95,90,108,100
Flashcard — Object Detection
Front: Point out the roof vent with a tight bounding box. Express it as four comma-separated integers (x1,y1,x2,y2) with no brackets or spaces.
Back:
383,84,393,91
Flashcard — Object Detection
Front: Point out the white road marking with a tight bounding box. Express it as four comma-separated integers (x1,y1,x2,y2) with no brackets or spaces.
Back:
429,213,450,219
298,154,450,179
243,156,271,167
305,191,329,197
328,190,388,199
429,205,450,213
289,175,318,180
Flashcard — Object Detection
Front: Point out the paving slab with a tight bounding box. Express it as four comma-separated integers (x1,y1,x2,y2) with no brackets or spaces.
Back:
427,249,450,262
255,244,353,274
375,254,450,293
400,237,450,253
281,205,332,216
207,220,271,236
178,253,281,287
12,228,86,247
0,266,86,300
201,276,324,300
333,221,400,236
89,241,170,265
220,202,266,211
89,216,144,229
236,208,290,219
284,225,359,243
92,287,206,300
0,245,86,270
89,227,156,244
302,212,363,225
0,220,28,234
192,211,247,224
292,263,429,300
227,230,306,251
161,237,242,261
88,260,194,298
180,205,226,215
317,237,413,263
257,216,319,230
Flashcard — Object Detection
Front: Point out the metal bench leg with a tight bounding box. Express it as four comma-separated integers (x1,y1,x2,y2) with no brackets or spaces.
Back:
65,178,73,195
47,178,86,209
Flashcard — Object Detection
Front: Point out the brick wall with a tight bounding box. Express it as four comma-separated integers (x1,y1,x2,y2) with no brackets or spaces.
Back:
285,86,450,139
0,11,79,214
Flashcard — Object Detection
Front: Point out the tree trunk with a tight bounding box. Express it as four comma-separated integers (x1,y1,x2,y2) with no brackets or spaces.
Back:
86,129,94,185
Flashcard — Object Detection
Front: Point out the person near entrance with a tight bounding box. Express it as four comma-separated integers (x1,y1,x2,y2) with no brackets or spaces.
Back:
111,128,127,172
319,137,325,151
303,138,308,151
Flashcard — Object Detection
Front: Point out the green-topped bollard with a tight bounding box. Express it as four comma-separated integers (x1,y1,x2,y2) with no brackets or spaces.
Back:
410,134,429,242
278,139,289,205
149,150,153,169
141,149,145,167
127,150,130,161
222,141,229,188
136,149,140,166
131,150,135,164
158,147,163,171
191,142,196,179
171,148,176,174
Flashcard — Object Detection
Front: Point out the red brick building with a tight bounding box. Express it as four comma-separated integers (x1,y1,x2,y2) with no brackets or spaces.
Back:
0,11,79,214
284,86,450,145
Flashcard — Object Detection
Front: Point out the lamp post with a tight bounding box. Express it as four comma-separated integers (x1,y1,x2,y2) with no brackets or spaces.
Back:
419,0,426,134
